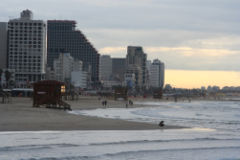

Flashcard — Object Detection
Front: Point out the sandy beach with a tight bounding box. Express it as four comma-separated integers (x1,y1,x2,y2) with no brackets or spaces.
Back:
0,97,184,131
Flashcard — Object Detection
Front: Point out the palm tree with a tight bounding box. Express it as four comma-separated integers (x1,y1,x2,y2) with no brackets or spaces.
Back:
4,70,11,88
0,69,3,89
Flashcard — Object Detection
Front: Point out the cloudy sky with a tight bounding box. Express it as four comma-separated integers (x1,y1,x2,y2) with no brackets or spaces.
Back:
1,0,240,87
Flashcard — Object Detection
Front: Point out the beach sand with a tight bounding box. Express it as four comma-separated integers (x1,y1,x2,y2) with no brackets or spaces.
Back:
0,97,185,131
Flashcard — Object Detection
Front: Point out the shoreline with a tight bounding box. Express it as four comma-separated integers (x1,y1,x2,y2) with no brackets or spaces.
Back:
0,97,187,131
2,95,237,132
0,97,186,131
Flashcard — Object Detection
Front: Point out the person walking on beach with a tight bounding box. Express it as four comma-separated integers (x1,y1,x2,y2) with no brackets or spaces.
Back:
102,100,107,108
129,100,133,106
105,100,108,107
102,100,105,107
125,100,128,108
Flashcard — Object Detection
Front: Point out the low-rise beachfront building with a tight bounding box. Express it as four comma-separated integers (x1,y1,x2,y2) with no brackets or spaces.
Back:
101,80,122,88
124,73,136,89
125,65,143,88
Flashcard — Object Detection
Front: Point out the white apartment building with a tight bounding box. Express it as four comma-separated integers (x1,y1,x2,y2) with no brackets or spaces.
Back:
53,52,86,88
53,53,74,82
8,10,47,84
99,55,112,81
71,71,87,89
72,60,83,71
0,22,8,69
149,59,165,88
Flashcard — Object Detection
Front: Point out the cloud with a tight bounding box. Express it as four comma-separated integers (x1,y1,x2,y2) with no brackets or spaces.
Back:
98,45,240,71
1,0,240,33
71,0,154,7
145,47,239,57
1,0,240,71
99,47,126,54
99,46,239,58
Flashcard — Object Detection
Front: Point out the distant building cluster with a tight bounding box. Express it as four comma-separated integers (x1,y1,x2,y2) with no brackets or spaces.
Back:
99,46,165,91
162,84,240,100
0,9,165,92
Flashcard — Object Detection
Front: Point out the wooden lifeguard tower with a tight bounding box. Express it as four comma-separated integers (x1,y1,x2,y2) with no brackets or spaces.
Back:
33,80,71,110
153,88,163,99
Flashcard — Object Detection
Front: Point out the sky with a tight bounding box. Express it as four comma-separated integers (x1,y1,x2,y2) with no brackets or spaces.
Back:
0,0,240,88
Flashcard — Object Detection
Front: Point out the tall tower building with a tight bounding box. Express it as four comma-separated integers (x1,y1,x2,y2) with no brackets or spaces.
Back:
99,55,112,81
112,58,126,82
47,20,99,82
8,10,47,84
149,59,165,88
0,22,8,69
159,61,165,88
126,46,147,87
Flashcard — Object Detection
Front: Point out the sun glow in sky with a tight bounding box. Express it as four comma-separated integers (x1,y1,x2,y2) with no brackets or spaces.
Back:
166,70,240,88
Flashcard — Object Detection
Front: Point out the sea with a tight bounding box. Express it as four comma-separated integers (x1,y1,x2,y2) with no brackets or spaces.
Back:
0,100,240,160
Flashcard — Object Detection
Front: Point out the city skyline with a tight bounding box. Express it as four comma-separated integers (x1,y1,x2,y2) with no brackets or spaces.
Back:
0,0,239,88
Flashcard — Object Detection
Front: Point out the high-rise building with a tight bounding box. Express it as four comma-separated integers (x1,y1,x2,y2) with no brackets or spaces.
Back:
47,20,99,82
146,60,151,72
145,60,152,88
0,22,8,69
99,55,112,81
159,61,165,88
126,46,147,87
8,10,47,84
53,53,74,82
149,59,165,88
112,58,126,82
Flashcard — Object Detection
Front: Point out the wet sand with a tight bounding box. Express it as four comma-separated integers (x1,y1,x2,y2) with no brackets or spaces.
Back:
0,97,185,131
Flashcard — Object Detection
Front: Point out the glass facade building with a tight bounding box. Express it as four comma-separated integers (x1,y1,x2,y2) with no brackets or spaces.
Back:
47,20,99,81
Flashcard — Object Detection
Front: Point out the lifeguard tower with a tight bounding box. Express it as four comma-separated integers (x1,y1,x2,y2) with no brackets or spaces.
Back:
33,80,71,110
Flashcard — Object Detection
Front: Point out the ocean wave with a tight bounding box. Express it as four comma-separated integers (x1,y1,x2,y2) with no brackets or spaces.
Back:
89,137,240,146
0,143,79,152
100,146,240,158
22,146,240,160
19,156,90,160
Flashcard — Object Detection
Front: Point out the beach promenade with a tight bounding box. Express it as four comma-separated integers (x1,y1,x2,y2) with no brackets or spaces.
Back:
0,97,184,131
